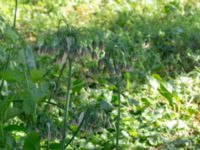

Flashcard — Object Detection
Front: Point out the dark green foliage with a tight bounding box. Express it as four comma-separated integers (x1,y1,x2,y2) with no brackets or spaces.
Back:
0,0,200,149
23,132,40,150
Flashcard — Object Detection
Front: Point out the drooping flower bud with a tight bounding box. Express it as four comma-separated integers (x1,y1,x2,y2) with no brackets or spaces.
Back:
92,40,97,50
66,36,72,52
91,51,97,60
98,59,105,70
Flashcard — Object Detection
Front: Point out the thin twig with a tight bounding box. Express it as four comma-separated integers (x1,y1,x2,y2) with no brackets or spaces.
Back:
12,99,64,110
64,108,90,149
44,101,64,110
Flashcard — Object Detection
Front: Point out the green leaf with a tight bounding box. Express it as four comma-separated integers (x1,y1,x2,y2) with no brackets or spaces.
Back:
69,125,78,132
22,81,49,115
4,124,26,133
141,98,151,107
0,69,24,82
158,84,173,107
0,99,11,122
30,69,45,82
111,94,118,105
23,132,40,150
72,79,85,93
49,143,60,150
24,45,36,69
100,100,113,112
5,27,19,42
23,98,35,115
5,107,21,121
151,74,163,82
30,82,49,102
0,122,4,141
128,130,138,137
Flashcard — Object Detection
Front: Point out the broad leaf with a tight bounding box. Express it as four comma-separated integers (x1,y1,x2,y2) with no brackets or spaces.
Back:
158,84,174,107
30,69,45,82
0,99,11,122
5,107,21,121
23,132,40,150
23,98,36,115
0,69,24,82
4,124,26,133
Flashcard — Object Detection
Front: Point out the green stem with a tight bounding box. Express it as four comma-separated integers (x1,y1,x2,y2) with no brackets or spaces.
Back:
13,0,18,28
116,75,121,150
1,0,19,97
61,58,72,150
44,101,64,110
113,57,121,150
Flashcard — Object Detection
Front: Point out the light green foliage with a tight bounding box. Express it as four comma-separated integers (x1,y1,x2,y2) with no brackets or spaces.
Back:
0,0,200,149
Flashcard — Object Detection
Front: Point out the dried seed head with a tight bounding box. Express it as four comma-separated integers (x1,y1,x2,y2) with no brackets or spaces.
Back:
81,47,87,57
119,62,127,72
99,40,104,51
98,59,105,70
105,52,110,59
109,66,115,75
131,54,135,61
90,66,98,74
125,65,131,71
76,48,82,56
91,51,98,60
87,46,91,54
119,63,125,70
104,61,111,73
80,48,84,57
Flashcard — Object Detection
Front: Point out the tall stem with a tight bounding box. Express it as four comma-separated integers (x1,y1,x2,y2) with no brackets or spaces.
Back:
61,58,72,150
116,75,121,150
113,58,121,150
1,0,17,97
13,0,18,28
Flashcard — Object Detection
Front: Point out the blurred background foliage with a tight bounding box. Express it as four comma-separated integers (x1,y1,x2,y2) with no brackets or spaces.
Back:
0,0,200,149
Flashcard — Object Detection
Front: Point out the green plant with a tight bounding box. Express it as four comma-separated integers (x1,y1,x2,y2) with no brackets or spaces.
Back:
0,0,200,149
